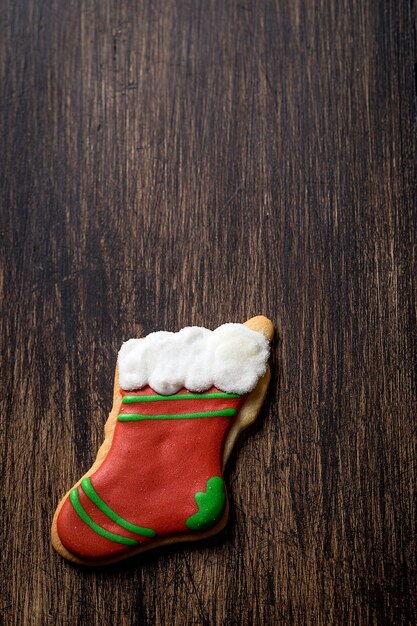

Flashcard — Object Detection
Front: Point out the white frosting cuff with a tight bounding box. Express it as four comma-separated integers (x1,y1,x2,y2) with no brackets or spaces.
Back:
118,323,270,395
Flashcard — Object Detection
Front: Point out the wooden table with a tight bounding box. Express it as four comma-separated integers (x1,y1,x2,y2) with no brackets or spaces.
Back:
1,1,416,624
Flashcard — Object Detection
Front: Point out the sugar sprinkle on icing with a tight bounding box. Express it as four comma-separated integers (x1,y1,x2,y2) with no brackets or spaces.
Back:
118,323,270,395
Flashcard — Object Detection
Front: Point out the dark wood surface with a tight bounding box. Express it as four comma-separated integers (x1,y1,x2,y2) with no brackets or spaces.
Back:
1,1,416,624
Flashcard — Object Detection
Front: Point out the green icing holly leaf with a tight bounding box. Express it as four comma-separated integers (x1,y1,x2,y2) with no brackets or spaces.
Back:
186,476,226,531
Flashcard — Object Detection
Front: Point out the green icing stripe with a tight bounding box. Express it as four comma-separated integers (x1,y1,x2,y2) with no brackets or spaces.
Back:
118,408,237,422
80,478,156,538
122,392,240,404
69,488,139,546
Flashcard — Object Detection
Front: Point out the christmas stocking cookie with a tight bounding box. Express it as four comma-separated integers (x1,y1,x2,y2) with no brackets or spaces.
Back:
51,316,274,565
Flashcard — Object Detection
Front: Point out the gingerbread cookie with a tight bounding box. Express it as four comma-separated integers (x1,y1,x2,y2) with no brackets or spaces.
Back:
51,315,274,565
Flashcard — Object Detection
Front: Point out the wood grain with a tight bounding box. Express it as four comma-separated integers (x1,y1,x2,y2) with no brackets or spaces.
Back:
0,1,416,624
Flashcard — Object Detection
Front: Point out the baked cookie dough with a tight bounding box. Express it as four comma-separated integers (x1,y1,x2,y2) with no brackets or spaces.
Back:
51,315,274,565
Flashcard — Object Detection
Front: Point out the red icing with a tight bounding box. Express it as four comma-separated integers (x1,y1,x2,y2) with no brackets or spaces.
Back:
57,386,245,562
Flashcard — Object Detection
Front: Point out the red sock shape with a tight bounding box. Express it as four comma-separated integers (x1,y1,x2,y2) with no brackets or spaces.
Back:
56,386,246,562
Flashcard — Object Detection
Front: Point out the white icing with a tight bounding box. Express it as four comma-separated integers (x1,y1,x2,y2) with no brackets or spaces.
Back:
118,323,270,395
